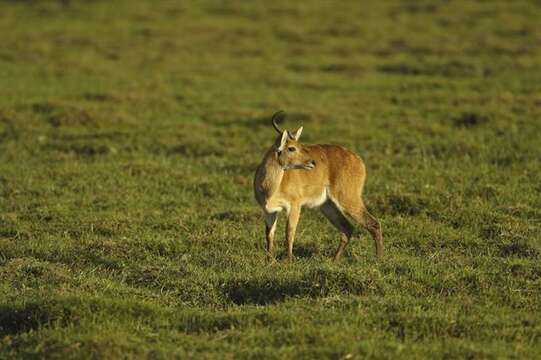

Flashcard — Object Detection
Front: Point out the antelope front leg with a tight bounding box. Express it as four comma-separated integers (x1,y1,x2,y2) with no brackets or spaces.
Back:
286,205,301,261
265,212,277,260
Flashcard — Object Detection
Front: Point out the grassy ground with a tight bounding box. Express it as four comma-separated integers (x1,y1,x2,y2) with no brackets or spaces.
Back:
1,0,540,358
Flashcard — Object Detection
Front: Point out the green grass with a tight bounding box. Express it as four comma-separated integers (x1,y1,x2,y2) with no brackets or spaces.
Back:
1,0,540,358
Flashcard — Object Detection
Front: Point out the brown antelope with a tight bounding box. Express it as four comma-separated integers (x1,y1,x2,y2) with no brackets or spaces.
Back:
253,111,383,261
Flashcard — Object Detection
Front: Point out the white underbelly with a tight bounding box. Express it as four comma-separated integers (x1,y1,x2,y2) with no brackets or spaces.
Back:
302,190,328,209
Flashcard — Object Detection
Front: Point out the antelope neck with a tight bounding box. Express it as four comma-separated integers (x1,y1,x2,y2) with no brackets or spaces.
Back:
260,152,285,198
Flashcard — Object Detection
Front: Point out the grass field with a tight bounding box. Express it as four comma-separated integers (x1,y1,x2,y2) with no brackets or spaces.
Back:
1,0,541,358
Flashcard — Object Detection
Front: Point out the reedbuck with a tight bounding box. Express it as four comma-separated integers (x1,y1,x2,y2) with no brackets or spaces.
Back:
253,111,383,261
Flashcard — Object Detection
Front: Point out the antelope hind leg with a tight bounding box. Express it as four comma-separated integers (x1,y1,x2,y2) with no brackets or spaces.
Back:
320,200,354,261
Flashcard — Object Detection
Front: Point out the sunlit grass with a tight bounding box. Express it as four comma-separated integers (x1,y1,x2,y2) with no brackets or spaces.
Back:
1,0,540,358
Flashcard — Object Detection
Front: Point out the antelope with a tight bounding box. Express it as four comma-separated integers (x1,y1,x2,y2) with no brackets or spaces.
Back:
253,111,383,261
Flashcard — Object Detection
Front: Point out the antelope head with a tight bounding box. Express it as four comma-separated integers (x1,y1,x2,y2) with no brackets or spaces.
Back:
270,111,316,171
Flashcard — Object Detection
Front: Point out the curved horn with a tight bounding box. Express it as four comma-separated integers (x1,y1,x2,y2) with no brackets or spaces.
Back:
271,110,296,139
271,110,286,134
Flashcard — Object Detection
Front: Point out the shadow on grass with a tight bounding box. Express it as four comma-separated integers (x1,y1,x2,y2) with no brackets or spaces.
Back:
0,115,19,142
0,301,77,336
224,277,308,305
0,303,49,336
0,297,161,337
378,60,481,78
450,112,490,128
223,267,383,305
287,63,365,76
291,243,319,259
373,193,429,216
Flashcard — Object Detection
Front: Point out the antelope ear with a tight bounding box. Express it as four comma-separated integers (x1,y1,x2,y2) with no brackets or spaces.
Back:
278,130,288,151
293,126,303,141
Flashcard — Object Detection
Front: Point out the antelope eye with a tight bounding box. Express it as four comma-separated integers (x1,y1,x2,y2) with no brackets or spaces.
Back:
287,146,296,152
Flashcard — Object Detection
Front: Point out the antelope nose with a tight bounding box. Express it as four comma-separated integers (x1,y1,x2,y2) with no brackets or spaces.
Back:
310,160,316,166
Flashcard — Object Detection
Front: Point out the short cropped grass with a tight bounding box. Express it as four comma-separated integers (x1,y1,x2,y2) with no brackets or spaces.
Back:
1,0,540,358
